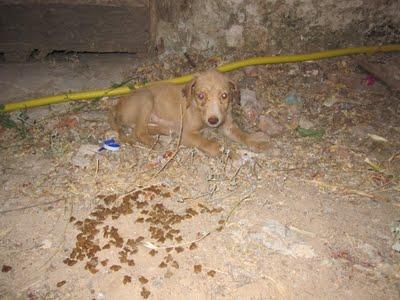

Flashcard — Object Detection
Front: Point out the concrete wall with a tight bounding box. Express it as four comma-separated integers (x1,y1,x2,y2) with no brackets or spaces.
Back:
155,0,400,53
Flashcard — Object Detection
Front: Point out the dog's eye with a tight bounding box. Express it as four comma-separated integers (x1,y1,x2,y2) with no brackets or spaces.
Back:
197,92,205,100
221,92,228,99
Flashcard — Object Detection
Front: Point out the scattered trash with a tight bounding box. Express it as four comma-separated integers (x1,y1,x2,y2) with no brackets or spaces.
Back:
367,133,388,143
297,127,324,138
99,138,120,152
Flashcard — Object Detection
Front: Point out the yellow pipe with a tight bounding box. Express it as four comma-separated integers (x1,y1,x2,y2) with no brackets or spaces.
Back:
2,44,400,112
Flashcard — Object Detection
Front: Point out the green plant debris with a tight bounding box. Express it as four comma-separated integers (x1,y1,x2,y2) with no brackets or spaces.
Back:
0,110,30,139
297,127,325,138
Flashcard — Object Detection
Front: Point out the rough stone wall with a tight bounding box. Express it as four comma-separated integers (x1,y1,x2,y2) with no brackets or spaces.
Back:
156,0,400,53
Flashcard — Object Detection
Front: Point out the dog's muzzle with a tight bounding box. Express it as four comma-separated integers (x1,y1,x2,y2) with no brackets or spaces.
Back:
207,116,220,127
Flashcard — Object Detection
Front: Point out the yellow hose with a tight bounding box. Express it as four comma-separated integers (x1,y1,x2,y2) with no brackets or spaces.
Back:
2,44,400,112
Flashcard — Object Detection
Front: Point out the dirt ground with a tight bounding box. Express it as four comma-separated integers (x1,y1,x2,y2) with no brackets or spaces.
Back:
0,52,399,300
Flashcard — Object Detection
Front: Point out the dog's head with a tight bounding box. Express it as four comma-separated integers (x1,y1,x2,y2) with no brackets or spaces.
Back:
183,70,237,128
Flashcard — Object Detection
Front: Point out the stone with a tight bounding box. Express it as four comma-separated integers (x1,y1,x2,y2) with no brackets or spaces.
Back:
299,117,315,129
248,219,316,259
258,115,286,137
225,25,244,48
283,93,302,105
240,88,263,124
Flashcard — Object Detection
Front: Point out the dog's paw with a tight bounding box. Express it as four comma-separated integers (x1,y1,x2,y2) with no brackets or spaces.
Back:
199,141,221,157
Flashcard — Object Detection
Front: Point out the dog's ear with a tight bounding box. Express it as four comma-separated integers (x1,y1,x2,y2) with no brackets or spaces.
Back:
228,79,240,105
182,78,197,108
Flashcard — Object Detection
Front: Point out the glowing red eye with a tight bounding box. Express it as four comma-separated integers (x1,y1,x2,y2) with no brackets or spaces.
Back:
221,93,228,99
197,92,205,100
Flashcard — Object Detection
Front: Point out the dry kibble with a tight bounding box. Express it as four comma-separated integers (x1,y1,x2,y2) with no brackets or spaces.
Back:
138,276,149,284
175,247,184,253
141,287,151,299
164,254,173,263
159,262,167,268
189,243,197,250
164,270,174,278
149,249,158,256
123,275,132,285
136,236,145,243
194,264,202,274
171,261,179,269
110,265,122,272
100,259,109,266
56,280,66,287
207,270,216,277
69,216,76,223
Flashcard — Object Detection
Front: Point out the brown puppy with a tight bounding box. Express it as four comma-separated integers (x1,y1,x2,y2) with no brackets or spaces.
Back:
109,70,268,156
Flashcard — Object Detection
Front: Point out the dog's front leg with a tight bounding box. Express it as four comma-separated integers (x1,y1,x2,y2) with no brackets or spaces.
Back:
220,113,269,153
182,131,220,156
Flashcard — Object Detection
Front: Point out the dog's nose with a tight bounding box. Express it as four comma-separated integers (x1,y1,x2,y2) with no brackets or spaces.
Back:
208,116,219,125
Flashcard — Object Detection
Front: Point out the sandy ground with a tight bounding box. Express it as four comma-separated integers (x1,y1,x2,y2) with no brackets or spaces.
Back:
0,52,399,300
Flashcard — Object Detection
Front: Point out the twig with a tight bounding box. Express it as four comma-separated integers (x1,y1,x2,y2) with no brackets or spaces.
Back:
229,165,242,181
224,194,251,224
304,179,389,202
288,225,316,238
95,158,99,175
0,198,65,214
147,134,160,159
182,185,217,201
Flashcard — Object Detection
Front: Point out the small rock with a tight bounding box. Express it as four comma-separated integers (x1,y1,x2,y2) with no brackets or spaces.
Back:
95,293,105,300
258,115,286,136
350,125,374,141
240,89,257,107
323,96,341,107
298,117,314,129
225,25,244,48
240,88,263,124
248,219,316,259
391,220,400,253
227,263,253,284
283,93,302,105
71,144,99,168
41,239,52,249
358,243,380,262
80,111,107,122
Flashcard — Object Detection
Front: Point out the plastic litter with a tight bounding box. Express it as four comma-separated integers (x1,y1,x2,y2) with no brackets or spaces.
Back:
99,138,120,152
